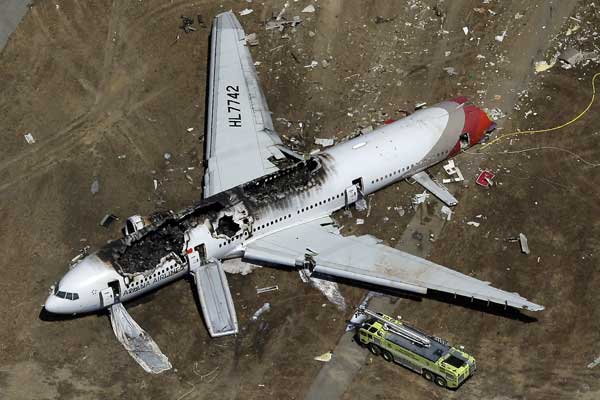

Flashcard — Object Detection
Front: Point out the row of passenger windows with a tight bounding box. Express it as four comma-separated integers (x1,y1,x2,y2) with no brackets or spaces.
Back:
56,291,79,300
128,263,178,287
218,192,346,248
370,152,446,185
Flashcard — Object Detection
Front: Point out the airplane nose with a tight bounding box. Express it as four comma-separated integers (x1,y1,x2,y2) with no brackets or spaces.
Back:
44,295,62,314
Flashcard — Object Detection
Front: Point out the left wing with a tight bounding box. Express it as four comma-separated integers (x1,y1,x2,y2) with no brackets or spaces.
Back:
203,12,288,198
243,218,543,311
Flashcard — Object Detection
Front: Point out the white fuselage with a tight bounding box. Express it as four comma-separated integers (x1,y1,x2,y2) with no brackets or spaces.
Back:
45,101,470,315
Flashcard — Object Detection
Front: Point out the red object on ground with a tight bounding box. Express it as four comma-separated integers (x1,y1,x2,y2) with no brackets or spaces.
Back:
476,170,495,187
384,118,396,125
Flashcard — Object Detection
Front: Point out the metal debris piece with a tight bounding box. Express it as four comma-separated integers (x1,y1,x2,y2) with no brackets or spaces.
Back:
251,302,271,320
265,16,302,31
180,16,196,33
588,355,600,369
245,33,259,46
239,8,253,16
109,303,172,374
314,351,333,362
415,102,427,110
24,132,35,144
304,60,318,68
442,160,464,183
163,152,172,160
99,214,118,228
443,67,458,76
314,137,334,147
90,178,100,195
519,233,530,255
495,30,507,42
440,206,453,221
412,191,429,205
467,221,480,227
476,170,495,188
302,5,316,13
486,107,506,121
558,48,598,70
462,26,469,35
534,60,555,73
356,218,364,225
256,285,279,294
186,127,194,132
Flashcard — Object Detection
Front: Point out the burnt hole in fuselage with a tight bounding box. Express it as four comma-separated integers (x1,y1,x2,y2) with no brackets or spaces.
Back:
216,215,240,237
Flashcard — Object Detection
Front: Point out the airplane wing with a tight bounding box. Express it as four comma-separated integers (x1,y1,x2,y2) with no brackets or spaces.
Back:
203,12,288,198
411,171,458,206
243,217,543,311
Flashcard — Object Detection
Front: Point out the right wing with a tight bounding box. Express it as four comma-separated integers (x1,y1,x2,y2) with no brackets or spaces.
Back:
203,12,289,198
243,217,543,312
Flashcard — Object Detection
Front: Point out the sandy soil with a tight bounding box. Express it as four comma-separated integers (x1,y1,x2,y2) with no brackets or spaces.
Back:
1,1,600,399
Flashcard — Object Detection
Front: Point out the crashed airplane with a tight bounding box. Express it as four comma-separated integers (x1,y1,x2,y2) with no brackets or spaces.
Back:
45,11,543,370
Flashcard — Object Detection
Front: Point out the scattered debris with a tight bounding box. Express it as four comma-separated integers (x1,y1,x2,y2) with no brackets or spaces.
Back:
442,160,464,183
314,351,333,362
99,214,118,228
588,355,600,369
558,48,598,70
443,67,458,76
23,132,35,144
476,170,495,187
180,16,196,33
462,26,469,35
251,303,271,320
304,60,319,68
239,8,253,16
265,16,302,31
302,5,316,13
153,179,158,191
440,206,453,221
519,233,530,255
90,178,100,195
467,221,480,227
415,102,427,110
245,33,259,46
412,191,429,205
356,218,364,225
256,285,279,294
534,59,556,73
163,152,172,160
486,108,506,121
494,30,507,42
314,137,334,147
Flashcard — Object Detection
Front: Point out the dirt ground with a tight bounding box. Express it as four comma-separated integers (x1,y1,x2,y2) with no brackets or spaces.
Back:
1,0,600,399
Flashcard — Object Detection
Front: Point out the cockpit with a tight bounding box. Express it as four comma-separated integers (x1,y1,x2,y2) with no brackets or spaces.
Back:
54,285,80,300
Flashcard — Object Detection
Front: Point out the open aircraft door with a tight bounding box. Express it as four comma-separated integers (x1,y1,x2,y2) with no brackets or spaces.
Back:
100,287,115,307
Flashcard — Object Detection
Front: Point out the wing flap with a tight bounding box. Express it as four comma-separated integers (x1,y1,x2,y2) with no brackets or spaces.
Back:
411,171,458,206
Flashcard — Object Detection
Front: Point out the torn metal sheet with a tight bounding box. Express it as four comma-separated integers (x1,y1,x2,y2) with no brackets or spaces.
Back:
519,233,530,255
251,302,271,320
256,285,278,294
109,303,172,374
476,170,495,187
314,137,334,147
24,132,35,144
314,351,333,362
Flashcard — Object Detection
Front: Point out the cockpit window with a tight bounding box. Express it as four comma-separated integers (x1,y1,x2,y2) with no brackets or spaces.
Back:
56,290,79,300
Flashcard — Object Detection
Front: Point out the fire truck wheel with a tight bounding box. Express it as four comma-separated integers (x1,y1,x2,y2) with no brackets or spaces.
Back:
368,343,381,356
382,350,394,362
434,376,447,388
423,370,434,382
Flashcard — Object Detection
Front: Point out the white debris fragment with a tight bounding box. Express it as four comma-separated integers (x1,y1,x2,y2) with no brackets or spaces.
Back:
440,206,453,221
486,107,506,121
90,178,100,195
245,33,259,46
415,102,427,110
304,60,319,68
302,5,316,13
519,233,530,255
588,355,600,369
314,351,333,362
251,303,271,320
445,51,451,57
442,160,464,183
443,67,458,76
163,152,172,160
314,137,334,147
356,218,364,225
462,26,469,35
534,60,556,73
412,191,429,205
186,127,194,132
514,12,524,20
153,179,158,191
467,221,480,227
256,285,279,294
24,132,35,144
239,8,253,16
495,31,507,42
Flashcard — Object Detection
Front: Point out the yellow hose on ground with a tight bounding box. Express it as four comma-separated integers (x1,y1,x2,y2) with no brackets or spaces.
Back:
479,71,600,151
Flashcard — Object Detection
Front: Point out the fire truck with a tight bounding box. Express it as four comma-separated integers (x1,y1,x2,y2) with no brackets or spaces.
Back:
356,308,476,389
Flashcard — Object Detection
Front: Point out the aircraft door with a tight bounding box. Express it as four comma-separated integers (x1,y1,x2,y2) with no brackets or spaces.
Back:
100,287,115,307
187,244,206,271
345,185,359,207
